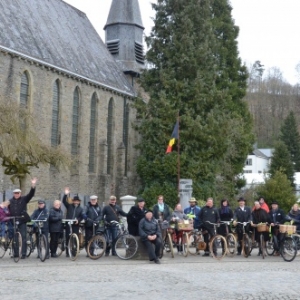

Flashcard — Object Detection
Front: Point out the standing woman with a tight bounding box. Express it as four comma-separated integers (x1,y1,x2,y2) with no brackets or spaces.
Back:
218,199,233,254
127,198,148,236
49,200,63,258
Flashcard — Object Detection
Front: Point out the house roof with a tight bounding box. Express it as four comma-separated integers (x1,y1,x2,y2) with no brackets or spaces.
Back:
0,0,135,96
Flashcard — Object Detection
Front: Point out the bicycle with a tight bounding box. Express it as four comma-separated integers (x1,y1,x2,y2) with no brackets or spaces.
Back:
277,224,297,262
100,220,138,260
235,221,252,257
31,219,48,262
253,223,269,259
187,229,206,255
159,225,175,259
61,219,80,261
0,217,22,262
26,222,36,257
205,221,227,260
219,220,237,256
291,231,300,256
86,220,106,260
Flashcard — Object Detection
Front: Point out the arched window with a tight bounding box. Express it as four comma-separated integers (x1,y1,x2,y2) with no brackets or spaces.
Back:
71,87,80,155
107,98,114,175
89,93,98,173
51,80,60,147
123,101,130,176
20,72,29,109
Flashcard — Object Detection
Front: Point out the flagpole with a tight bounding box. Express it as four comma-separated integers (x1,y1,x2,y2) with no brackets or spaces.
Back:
177,112,180,202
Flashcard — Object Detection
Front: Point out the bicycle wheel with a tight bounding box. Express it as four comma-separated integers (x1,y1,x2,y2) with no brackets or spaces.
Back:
87,235,106,260
38,234,47,262
210,235,227,260
187,232,198,255
0,236,7,258
68,233,79,261
226,233,237,256
291,234,300,256
166,232,174,258
182,232,189,257
266,235,275,256
242,234,251,257
12,232,22,263
26,235,34,257
281,236,297,262
260,234,266,259
114,234,138,260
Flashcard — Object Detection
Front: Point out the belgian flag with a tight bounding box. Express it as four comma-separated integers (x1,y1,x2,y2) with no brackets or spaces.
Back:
166,120,179,153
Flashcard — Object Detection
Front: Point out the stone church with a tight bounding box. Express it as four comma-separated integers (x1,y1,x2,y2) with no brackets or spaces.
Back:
0,0,145,206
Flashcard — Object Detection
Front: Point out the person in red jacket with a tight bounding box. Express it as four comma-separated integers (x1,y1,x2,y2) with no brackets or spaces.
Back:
252,196,269,213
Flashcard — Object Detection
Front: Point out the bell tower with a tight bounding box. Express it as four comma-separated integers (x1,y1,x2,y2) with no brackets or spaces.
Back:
104,0,145,77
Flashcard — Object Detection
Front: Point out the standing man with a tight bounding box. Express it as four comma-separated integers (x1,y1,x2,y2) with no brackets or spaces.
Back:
49,200,63,258
101,195,127,256
83,195,101,254
153,195,171,222
269,200,285,256
9,177,38,259
233,197,252,255
139,210,162,264
63,187,84,257
198,197,220,256
184,197,201,229
127,197,148,236
31,200,49,259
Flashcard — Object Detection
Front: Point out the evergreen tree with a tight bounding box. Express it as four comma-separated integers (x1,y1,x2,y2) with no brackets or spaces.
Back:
280,111,300,171
256,171,296,212
269,141,294,185
135,0,253,206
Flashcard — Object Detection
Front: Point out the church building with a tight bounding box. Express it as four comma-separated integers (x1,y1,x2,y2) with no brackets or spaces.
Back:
0,0,145,205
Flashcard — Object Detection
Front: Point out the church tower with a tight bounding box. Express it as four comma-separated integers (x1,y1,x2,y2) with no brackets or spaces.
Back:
104,0,145,77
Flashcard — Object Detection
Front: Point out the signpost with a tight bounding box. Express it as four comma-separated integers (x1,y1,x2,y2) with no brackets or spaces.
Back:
179,179,193,209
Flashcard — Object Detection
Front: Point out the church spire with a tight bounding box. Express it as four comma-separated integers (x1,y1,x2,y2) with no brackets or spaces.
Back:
104,0,145,76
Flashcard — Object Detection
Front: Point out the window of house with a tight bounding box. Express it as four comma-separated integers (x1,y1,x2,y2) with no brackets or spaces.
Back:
245,159,252,166
244,170,252,173
88,93,97,173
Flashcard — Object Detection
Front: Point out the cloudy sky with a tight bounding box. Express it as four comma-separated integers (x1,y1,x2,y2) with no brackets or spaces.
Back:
64,0,300,85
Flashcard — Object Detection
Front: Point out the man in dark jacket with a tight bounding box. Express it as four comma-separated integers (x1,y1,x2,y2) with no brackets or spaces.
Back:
9,177,38,259
101,195,127,256
139,210,162,264
152,195,171,222
49,200,63,258
31,199,49,259
83,195,101,253
127,197,148,236
269,200,285,255
198,197,220,256
62,187,84,257
233,197,252,255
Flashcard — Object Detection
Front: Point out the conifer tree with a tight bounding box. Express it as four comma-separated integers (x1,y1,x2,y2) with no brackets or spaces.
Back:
135,0,253,205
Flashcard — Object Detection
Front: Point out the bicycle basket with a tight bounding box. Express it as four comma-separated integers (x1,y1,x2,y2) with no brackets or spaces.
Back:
160,221,169,230
256,223,269,232
198,241,206,251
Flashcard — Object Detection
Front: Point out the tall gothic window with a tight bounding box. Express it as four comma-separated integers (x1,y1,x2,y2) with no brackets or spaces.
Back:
123,102,130,176
51,80,60,147
71,87,80,155
88,93,98,173
20,72,29,109
107,98,114,175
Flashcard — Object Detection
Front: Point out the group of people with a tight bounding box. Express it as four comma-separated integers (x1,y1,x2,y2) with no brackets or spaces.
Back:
1,180,299,263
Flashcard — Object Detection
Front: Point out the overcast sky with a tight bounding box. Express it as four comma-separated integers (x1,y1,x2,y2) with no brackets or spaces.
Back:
64,0,300,85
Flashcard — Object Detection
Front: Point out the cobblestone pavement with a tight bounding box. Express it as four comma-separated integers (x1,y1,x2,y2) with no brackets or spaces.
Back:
0,248,299,300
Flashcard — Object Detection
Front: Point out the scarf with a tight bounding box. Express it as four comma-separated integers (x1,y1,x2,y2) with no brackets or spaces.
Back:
158,203,164,213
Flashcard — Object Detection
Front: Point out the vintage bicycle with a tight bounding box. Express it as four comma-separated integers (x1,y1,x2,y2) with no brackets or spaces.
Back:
30,219,48,262
235,221,252,257
86,220,106,260
219,220,237,256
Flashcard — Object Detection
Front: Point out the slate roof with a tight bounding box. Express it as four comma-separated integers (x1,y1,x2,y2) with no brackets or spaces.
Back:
104,0,144,29
0,0,135,96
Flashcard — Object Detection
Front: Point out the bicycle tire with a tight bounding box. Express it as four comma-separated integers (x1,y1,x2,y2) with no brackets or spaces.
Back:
167,232,174,258
0,233,8,258
38,234,47,262
68,233,79,261
210,235,227,260
280,236,297,262
56,238,63,257
26,235,34,257
114,234,138,260
226,233,237,256
266,235,276,256
187,232,198,255
260,234,265,259
291,234,300,256
182,232,189,257
12,232,22,263
87,235,106,260
242,234,251,257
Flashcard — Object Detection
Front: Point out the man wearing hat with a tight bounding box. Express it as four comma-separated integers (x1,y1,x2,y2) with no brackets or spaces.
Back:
184,197,201,229
83,195,101,254
127,197,148,236
233,197,252,255
139,210,162,264
9,177,38,259
269,200,286,256
63,187,84,257
31,199,50,258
